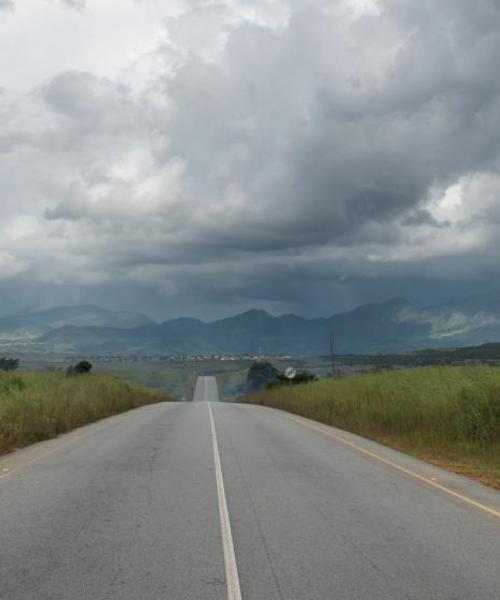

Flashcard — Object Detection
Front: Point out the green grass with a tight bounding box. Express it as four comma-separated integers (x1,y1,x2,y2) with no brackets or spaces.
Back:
98,365,198,401
0,372,171,454
242,366,500,489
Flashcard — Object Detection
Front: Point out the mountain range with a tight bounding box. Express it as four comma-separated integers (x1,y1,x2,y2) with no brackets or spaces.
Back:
3,292,500,355
0,306,152,344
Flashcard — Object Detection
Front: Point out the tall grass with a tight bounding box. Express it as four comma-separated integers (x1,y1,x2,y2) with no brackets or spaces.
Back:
243,366,500,488
0,372,170,453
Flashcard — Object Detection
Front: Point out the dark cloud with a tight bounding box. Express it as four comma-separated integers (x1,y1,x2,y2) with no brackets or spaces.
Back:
0,0,14,12
2,0,500,318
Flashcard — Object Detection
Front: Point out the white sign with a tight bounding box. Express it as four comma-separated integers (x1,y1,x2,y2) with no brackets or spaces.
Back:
285,366,297,380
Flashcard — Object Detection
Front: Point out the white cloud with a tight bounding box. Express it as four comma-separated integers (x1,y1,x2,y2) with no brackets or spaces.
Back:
0,251,28,280
60,0,85,9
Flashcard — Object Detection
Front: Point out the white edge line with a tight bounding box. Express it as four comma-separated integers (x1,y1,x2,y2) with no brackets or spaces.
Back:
208,402,243,600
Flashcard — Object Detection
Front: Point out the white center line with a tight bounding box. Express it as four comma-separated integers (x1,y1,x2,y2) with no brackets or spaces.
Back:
208,402,243,600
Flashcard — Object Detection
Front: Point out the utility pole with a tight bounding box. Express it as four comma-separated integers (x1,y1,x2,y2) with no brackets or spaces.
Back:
330,333,336,377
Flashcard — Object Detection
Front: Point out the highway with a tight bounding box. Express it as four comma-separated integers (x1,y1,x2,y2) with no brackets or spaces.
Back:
1,376,499,599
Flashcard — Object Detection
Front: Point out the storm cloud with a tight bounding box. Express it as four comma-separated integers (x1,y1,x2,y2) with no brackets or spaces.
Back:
2,0,500,319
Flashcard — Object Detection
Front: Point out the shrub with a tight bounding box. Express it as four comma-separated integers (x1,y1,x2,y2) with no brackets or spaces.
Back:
66,360,93,377
271,371,317,387
246,361,280,392
0,357,20,372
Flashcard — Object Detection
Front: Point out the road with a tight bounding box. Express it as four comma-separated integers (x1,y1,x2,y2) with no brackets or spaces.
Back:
1,376,499,600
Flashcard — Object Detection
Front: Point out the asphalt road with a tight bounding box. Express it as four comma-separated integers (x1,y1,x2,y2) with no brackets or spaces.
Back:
193,375,220,402
1,376,499,600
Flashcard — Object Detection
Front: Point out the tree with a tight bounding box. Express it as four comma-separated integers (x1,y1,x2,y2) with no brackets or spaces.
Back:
0,357,20,372
246,361,281,392
66,360,93,377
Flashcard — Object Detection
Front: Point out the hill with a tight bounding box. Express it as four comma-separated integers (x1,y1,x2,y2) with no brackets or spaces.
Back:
5,291,500,355
0,305,153,343
38,295,498,355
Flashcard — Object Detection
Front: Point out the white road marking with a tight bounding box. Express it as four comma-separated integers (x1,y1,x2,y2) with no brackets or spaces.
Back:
208,402,242,600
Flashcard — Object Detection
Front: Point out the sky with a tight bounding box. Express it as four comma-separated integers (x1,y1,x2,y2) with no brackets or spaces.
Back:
1,0,500,321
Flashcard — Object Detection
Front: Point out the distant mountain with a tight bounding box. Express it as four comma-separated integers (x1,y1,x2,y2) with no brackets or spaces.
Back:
38,300,431,354
329,298,429,351
8,292,500,355
0,305,153,343
39,309,328,354
396,292,500,346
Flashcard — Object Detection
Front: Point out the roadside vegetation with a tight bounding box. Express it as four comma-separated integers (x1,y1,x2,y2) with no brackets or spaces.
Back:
242,366,500,489
0,357,20,372
0,372,170,454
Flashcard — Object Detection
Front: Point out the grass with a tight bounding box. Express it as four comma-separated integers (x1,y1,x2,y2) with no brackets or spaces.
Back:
242,366,500,490
0,372,171,454
98,365,198,401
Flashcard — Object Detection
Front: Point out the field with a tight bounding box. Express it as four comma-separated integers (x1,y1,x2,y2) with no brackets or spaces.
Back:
242,366,500,489
0,372,170,454
15,354,336,400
